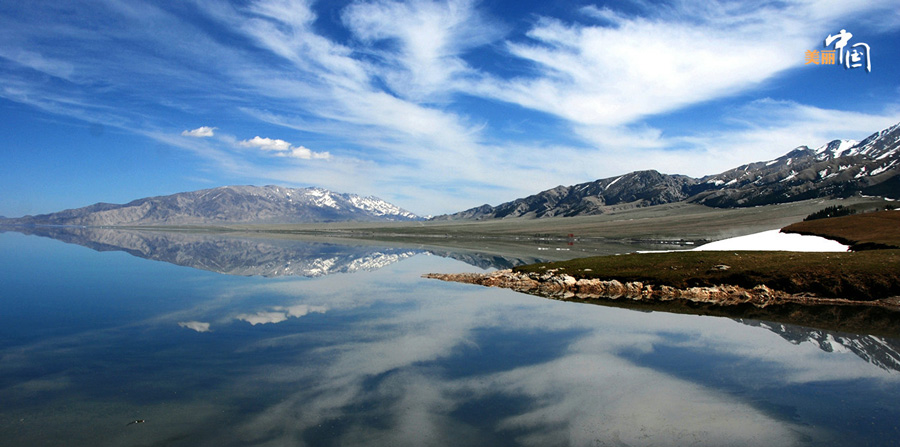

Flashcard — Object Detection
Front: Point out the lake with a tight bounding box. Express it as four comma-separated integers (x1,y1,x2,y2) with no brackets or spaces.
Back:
1,228,899,446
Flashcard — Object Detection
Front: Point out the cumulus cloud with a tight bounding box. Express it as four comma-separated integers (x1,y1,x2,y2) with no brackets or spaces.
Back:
239,136,331,160
236,304,327,326
181,126,216,137
237,311,290,326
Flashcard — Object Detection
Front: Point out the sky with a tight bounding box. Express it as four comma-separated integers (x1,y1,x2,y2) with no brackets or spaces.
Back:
1,0,899,217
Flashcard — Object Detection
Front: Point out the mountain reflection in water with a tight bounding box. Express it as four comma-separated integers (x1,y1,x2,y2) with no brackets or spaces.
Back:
737,319,900,373
8,225,900,375
2,229,900,446
7,226,553,276
9,226,423,277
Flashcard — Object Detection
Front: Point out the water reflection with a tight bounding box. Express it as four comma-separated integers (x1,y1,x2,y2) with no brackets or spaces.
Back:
235,304,328,326
737,319,900,373
6,226,552,275
9,226,422,277
1,232,900,446
177,321,211,332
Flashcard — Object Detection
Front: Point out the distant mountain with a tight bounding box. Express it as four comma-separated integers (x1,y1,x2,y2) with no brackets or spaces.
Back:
1,185,420,226
436,121,900,220
692,122,900,207
435,170,698,220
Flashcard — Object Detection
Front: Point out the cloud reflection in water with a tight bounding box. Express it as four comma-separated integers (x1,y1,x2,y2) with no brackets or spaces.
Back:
2,233,900,446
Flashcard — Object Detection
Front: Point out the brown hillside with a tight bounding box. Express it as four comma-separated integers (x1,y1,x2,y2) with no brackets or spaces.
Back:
782,210,900,250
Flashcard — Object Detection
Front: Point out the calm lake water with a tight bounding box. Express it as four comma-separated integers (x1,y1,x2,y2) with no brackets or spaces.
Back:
1,229,899,446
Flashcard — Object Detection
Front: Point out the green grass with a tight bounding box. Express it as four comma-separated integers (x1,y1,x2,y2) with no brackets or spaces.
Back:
514,250,900,300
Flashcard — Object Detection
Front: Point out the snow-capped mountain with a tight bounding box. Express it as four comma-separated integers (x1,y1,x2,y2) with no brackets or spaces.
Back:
437,120,900,220
3,185,420,226
692,121,900,207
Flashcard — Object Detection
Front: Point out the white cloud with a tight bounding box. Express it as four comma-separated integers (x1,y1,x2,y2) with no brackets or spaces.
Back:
181,126,216,138
238,136,331,160
178,321,211,332
281,304,327,318
237,311,290,325
236,304,327,325
2,0,900,216
239,136,292,151
579,4,629,27
342,0,500,101
463,0,900,156
224,0,900,214
471,8,811,127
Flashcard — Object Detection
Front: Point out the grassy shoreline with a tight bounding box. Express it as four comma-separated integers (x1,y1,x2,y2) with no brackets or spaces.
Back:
513,250,900,300
507,211,900,301
426,207,900,334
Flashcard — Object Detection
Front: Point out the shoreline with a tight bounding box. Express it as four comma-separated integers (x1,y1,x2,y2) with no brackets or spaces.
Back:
423,269,900,311
424,269,900,337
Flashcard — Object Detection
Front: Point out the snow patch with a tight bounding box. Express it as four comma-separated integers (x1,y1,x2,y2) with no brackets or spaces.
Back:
605,176,623,190
779,171,797,182
870,162,894,176
815,139,858,157
693,230,849,252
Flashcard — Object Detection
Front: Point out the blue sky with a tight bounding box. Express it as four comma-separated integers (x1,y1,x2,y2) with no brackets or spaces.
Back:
1,0,899,217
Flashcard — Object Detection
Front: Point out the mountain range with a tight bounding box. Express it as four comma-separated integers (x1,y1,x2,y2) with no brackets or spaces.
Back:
1,185,420,226
436,121,900,220
2,121,898,226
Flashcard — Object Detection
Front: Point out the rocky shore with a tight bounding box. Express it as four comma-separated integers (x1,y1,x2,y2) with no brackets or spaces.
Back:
424,269,900,310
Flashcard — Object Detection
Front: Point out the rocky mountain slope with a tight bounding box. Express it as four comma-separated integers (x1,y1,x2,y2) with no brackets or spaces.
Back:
444,170,697,219
2,185,420,226
692,122,900,206
437,121,900,220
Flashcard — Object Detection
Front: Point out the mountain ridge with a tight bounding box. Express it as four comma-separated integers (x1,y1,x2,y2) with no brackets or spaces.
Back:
436,121,900,220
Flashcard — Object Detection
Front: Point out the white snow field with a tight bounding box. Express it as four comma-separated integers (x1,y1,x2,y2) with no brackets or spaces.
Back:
693,229,849,252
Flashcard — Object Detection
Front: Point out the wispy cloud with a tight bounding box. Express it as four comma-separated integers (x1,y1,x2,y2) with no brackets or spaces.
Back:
470,1,888,128
342,0,500,101
181,126,216,138
1,0,898,214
